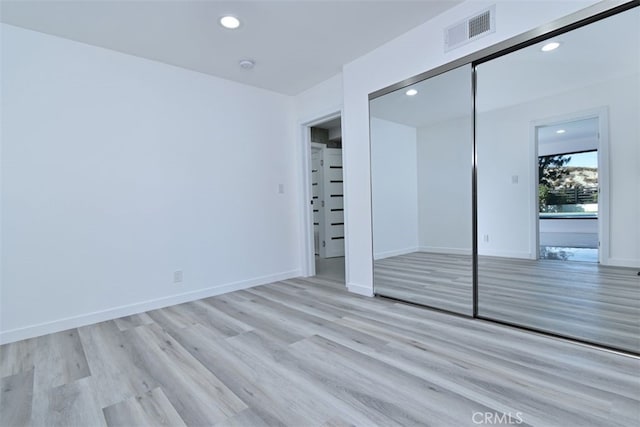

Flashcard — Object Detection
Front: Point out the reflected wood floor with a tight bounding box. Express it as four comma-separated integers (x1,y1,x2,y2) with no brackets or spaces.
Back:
375,252,473,315
374,252,640,353
2,275,639,426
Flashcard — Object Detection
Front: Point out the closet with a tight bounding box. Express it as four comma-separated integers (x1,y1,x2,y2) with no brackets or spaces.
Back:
369,2,639,354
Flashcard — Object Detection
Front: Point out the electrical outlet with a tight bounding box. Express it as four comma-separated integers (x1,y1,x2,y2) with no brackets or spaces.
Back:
483,234,489,243
173,270,183,283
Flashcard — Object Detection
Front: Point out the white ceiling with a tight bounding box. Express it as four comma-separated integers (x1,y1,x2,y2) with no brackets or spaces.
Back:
369,63,472,128
537,118,598,147
475,7,639,113
0,0,463,95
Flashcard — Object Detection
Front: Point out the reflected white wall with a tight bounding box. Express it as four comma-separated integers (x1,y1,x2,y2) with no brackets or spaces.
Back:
477,73,639,267
417,116,473,254
370,118,419,259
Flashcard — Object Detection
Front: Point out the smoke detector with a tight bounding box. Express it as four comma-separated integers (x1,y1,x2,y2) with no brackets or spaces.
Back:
239,59,255,70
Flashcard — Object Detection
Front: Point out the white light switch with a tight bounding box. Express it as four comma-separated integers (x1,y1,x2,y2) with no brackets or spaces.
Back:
511,175,519,184
278,184,284,194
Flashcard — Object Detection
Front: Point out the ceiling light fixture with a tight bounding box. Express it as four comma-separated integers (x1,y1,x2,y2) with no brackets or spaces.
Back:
541,41,560,52
556,129,566,134
239,59,255,70
220,15,241,29
406,89,418,96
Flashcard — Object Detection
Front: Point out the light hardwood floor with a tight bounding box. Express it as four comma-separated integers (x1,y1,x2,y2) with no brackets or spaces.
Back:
374,252,640,353
478,256,640,353
1,275,639,426
374,252,473,315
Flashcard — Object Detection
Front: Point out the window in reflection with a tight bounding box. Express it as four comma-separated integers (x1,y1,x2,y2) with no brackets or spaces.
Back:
537,117,600,264
538,151,598,219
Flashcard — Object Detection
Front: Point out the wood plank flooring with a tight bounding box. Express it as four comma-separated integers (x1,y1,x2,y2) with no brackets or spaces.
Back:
374,252,473,315
1,275,639,426
478,256,640,353
374,252,640,353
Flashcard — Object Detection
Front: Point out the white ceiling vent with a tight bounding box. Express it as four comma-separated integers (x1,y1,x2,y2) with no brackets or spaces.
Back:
444,5,495,52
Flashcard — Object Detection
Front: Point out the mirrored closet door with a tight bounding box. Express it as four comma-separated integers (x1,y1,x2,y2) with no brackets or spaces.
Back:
475,6,640,353
370,64,474,316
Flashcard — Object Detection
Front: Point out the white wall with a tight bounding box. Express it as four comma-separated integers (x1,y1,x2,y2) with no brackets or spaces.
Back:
540,219,598,248
417,116,472,254
370,118,419,259
342,0,604,295
294,73,343,123
476,73,640,266
476,105,535,259
0,24,300,343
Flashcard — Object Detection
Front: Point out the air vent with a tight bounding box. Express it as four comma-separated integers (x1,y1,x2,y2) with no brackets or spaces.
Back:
469,10,491,38
444,5,495,52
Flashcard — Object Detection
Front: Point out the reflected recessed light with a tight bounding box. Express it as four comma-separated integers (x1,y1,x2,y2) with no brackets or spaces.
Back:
405,89,418,96
220,15,241,29
541,42,560,52
556,129,566,134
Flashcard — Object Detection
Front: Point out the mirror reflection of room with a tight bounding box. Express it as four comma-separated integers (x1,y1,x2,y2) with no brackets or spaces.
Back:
476,7,639,353
370,65,473,315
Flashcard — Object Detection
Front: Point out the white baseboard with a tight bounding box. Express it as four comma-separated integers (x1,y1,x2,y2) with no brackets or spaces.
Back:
347,282,374,297
374,247,419,260
604,258,640,269
418,246,472,256
0,270,300,345
478,250,535,260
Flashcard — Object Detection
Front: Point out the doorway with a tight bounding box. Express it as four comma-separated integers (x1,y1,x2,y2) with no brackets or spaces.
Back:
306,116,345,282
535,116,603,263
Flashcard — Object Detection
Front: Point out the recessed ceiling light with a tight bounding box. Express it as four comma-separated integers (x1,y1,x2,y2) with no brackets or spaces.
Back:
220,15,241,29
406,89,418,96
541,42,560,52
556,129,566,134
